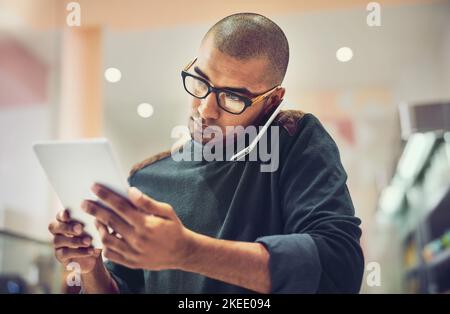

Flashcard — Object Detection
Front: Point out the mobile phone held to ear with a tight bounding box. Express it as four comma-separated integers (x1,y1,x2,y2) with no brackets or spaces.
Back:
33,138,129,248
230,100,284,161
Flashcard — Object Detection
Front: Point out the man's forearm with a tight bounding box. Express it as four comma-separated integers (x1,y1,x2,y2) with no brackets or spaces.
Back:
81,259,120,294
181,230,272,293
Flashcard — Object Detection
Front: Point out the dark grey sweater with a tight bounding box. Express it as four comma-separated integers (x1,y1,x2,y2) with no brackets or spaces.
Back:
105,111,364,293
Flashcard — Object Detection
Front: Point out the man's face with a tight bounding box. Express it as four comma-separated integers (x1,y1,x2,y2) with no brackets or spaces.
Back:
188,36,279,144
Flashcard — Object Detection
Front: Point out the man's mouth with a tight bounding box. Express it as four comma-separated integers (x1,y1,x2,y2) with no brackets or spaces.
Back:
190,116,224,142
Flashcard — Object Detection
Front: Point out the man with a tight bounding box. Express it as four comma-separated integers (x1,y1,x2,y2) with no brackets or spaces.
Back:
48,13,364,294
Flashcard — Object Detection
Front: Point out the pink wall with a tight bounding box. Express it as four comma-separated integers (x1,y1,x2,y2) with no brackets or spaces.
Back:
0,38,48,107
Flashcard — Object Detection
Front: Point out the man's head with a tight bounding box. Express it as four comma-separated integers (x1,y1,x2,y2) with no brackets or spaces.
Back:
186,13,289,143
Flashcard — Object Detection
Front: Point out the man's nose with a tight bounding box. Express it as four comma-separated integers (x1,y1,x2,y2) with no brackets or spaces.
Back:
198,92,220,120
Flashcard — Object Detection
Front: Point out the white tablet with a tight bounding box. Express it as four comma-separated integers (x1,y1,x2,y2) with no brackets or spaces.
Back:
33,138,129,248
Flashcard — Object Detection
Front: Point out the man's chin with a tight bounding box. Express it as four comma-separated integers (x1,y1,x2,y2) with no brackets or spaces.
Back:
190,132,223,145
189,120,225,145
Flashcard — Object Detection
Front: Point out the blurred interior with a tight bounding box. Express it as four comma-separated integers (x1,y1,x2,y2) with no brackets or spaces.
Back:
0,0,450,293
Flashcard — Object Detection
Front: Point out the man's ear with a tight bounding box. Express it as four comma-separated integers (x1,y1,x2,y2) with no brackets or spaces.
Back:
278,87,285,101
264,87,285,114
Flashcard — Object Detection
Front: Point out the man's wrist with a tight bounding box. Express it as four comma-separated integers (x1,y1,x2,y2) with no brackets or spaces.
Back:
81,255,104,277
178,229,205,272
81,256,119,293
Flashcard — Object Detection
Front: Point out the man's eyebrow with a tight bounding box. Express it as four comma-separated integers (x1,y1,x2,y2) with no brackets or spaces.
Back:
194,66,210,80
193,66,254,96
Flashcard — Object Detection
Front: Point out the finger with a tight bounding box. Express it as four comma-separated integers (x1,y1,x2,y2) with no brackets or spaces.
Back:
97,221,138,255
95,219,120,238
102,247,137,269
82,200,133,237
54,234,92,249
91,183,143,225
92,248,102,258
49,221,84,236
56,209,71,223
55,247,95,262
128,187,174,219
143,214,167,230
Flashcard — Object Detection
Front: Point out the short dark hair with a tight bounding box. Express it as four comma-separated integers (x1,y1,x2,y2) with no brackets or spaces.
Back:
203,13,290,86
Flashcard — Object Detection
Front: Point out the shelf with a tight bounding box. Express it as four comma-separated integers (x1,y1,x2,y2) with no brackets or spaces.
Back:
426,185,450,220
426,186,450,239
398,186,450,245
405,265,422,278
426,249,450,269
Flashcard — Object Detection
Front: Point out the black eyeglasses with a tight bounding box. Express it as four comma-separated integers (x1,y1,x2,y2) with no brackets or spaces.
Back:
181,57,279,115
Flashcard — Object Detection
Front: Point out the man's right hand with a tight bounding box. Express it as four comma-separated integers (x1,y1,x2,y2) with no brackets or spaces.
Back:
48,209,101,274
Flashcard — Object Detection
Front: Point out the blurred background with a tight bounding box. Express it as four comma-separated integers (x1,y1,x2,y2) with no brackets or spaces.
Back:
0,0,449,293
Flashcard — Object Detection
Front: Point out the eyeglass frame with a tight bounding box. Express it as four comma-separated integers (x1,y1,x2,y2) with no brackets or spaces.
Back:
181,57,280,115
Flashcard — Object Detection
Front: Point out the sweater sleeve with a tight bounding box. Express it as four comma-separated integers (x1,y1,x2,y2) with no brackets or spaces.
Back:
256,115,364,293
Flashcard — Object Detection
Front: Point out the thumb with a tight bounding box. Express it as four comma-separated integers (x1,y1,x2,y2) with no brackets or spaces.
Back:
128,187,174,219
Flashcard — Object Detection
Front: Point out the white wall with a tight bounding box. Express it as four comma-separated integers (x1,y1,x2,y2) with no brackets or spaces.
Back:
0,106,53,240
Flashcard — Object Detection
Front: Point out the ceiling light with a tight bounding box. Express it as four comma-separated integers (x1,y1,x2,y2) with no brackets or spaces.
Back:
137,103,154,118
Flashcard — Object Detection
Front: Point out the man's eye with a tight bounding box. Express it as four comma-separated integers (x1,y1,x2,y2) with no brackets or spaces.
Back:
225,93,241,101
